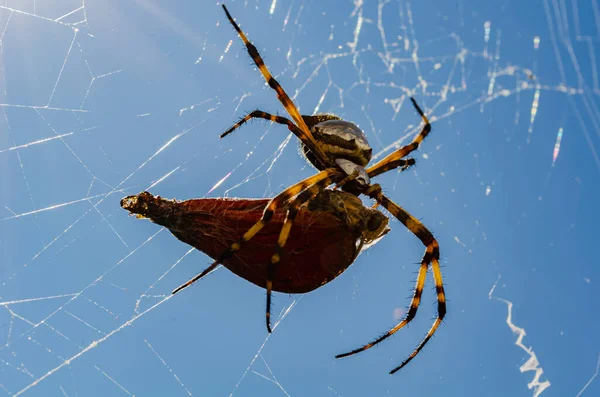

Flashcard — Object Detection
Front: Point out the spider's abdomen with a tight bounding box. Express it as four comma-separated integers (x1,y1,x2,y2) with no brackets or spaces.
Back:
302,118,372,170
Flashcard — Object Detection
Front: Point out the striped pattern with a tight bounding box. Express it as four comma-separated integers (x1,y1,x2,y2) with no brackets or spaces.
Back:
171,167,341,291
197,6,445,374
222,5,329,166
367,97,431,178
336,184,446,373
265,175,340,331
221,110,307,141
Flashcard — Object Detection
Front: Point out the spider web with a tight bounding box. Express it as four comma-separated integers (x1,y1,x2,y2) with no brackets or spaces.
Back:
1,0,599,396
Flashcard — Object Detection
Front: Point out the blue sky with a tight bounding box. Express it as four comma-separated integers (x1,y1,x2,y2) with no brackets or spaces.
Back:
1,0,599,396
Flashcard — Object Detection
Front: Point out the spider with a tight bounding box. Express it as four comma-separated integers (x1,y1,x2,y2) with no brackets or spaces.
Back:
172,4,446,374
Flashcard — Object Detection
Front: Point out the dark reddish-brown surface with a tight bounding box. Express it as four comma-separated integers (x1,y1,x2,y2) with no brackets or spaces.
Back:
121,190,388,293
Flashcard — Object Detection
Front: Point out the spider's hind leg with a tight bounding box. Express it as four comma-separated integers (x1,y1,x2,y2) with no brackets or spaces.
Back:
336,184,446,374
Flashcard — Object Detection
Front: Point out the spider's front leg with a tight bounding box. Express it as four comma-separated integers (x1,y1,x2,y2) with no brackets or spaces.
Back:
222,4,329,166
221,110,301,139
367,98,431,178
336,184,446,374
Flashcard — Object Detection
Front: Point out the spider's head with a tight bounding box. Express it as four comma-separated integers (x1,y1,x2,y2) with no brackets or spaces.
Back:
302,118,373,190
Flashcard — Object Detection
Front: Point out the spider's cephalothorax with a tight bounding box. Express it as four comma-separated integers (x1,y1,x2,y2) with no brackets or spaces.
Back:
173,4,446,375
301,115,373,192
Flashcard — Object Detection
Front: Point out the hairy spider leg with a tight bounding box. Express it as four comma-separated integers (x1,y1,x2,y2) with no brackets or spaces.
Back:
222,112,346,139
220,107,415,182
222,111,297,138
171,168,341,296
265,173,341,331
222,5,329,166
367,97,431,178
336,184,446,374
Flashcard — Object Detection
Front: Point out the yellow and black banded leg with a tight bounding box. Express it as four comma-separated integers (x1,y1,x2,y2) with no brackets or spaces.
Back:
221,110,302,140
221,5,329,165
172,168,341,296
367,98,431,179
336,184,446,374
265,175,340,332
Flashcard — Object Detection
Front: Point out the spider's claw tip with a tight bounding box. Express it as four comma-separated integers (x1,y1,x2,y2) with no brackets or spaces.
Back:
389,360,409,374
409,97,426,117
171,287,182,295
222,4,233,19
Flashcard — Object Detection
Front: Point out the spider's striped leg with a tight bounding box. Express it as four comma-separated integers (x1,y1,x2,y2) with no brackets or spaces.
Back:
222,5,329,166
171,168,340,296
336,184,446,374
221,110,301,140
223,113,344,139
265,174,341,332
367,98,430,179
